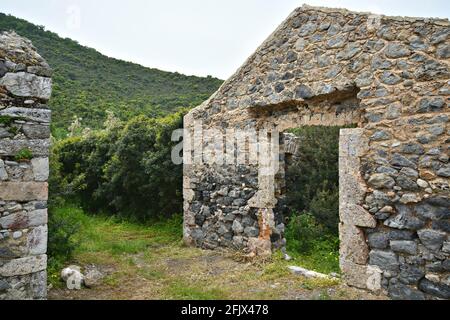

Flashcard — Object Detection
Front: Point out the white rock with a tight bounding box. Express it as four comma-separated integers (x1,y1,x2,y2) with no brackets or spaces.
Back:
288,266,329,279
12,231,22,239
66,272,84,290
61,265,83,282
283,253,292,261
425,274,440,283
417,179,429,188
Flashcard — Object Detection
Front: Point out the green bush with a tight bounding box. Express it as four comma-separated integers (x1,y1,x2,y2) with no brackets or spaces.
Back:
285,211,340,273
53,110,185,221
309,189,339,234
285,212,325,253
47,203,81,266
283,126,345,271
284,126,340,223
284,126,347,236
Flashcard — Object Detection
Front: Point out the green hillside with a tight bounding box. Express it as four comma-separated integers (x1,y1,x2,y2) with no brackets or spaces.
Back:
0,13,223,137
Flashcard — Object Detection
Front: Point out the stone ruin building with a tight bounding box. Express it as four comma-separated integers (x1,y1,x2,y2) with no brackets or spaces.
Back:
183,6,450,299
0,5,448,301
0,31,52,299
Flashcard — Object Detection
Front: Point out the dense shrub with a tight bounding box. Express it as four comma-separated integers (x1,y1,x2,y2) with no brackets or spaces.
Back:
285,212,325,252
309,189,339,234
52,110,185,221
47,146,82,266
47,204,81,263
283,126,345,271
285,211,340,273
284,126,342,235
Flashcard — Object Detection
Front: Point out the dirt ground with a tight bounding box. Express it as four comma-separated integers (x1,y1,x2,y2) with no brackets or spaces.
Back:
48,245,387,300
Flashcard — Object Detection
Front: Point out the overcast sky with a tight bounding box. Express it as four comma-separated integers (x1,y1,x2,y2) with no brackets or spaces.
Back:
1,0,449,79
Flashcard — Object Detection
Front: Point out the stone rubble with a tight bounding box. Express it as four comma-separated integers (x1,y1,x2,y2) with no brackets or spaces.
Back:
60,264,105,289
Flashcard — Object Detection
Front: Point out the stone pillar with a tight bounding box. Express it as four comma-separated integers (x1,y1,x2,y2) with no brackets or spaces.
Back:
246,130,280,256
339,128,381,291
0,32,52,300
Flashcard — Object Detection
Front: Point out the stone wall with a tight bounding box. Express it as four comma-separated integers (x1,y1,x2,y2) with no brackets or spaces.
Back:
0,32,52,300
184,5,449,299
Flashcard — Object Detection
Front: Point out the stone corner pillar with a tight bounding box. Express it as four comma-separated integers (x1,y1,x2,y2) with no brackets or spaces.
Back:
0,31,52,300
339,128,378,291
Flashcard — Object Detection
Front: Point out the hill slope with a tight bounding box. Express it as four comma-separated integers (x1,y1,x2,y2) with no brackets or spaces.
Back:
0,13,223,137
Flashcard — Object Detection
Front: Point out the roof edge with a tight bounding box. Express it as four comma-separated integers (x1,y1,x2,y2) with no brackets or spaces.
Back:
298,4,449,25
187,5,449,118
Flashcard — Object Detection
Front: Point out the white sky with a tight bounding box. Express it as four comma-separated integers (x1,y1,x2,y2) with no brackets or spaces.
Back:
1,0,449,79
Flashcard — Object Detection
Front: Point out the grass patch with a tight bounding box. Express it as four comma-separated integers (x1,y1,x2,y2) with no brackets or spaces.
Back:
286,241,340,275
166,280,225,300
261,252,293,280
285,212,340,275
14,148,33,161
52,204,182,257
139,269,165,281
47,203,183,287
48,204,359,300
0,115,14,126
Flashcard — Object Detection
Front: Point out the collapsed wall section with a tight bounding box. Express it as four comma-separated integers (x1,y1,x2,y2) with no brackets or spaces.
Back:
0,31,52,300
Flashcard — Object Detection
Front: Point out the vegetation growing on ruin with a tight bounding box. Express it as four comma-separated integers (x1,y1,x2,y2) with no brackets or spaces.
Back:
0,115,14,126
14,147,33,161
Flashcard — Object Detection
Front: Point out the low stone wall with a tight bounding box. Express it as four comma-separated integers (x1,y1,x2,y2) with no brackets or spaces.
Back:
0,31,52,300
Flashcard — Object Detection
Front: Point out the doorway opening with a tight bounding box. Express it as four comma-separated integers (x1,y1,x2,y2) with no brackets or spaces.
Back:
279,125,353,274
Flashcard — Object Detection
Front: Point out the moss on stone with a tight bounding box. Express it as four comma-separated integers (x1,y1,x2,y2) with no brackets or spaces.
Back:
0,115,14,126
14,147,33,161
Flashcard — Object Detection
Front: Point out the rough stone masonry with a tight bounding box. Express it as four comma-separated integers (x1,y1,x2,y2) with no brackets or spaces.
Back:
183,6,450,299
0,31,52,300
